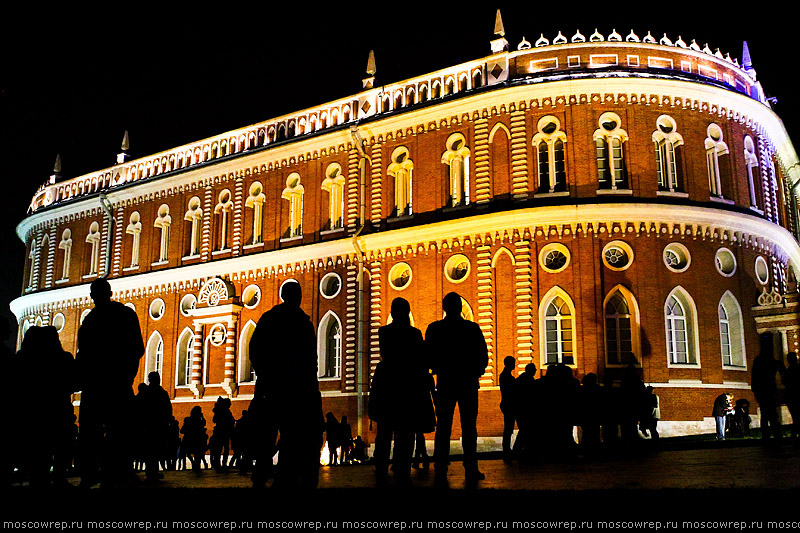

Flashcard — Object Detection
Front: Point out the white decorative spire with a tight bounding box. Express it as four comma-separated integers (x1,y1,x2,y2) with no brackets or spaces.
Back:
675,36,687,48
517,36,531,50
494,9,504,37
689,39,701,51
589,28,604,42
535,33,549,47
643,31,656,44
363,50,376,89
553,31,567,45
571,29,586,43
116,131,130,164
490,9,509,53
660,34,673,46
608,29,622,42
48,154,61,185
626,30,640,43
742,41,756,79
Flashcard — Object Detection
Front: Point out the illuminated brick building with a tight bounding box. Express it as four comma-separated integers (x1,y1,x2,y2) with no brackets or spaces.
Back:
12,14,800,440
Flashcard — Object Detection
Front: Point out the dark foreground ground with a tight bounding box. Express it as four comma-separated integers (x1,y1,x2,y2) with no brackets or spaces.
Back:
4,438,800,527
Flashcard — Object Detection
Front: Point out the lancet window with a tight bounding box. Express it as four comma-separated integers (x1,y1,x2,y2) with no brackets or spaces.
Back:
441,133,470,207
321,164,345,230
532,116,567,193
594,112,628,190
388,147,413,216
653,115,684,192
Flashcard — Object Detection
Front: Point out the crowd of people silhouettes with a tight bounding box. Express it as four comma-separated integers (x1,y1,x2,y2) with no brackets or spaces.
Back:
2,278,798,490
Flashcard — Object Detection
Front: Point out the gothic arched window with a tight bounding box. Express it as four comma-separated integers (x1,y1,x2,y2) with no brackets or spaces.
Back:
184,196,203,257
532,116,567,194
604,287,640,366
388,147,414,217
540,287,575,366
719,291,746,369
441,133,471,207
282,173,304,239
705,123,730,198
665,287,699,366
245,181,266,244
593,112,628,190
321,164,345,230
653,115,684,192
318,311,342,379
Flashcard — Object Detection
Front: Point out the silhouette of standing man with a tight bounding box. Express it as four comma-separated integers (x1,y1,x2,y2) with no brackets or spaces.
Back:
425,292,488,487
249,281,323,489
76,277,144,487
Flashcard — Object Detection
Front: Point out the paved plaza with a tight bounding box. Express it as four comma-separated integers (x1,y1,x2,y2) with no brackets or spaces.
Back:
5,441,800,525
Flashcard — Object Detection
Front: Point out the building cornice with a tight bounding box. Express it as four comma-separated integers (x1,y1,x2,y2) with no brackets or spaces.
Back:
11,202,799,320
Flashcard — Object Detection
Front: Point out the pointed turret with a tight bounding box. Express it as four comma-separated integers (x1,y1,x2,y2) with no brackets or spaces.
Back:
48,154,61,185
363,50,376,89
117,130,131,164
742,41,757,80
494,9,505,37
490,9,509,53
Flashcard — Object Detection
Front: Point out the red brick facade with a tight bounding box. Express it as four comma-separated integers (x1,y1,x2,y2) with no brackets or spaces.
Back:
14,34,800,441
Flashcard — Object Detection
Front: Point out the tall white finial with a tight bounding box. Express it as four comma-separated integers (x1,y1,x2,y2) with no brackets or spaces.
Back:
494,9,505,37
366,50,376,77
363,50,376,89
490,10,509,53
117,130,131,164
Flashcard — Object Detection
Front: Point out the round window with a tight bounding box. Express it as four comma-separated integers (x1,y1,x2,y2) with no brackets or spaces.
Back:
242,284,261,308
602,241,634,271
320,272,343,299
539,243,570,273
388,263,412,290
663,243,691,273
52,312,66,333
180,294,197,316
755,256,769,285
715,248,737,277
209,323,226,346
149,298,166,321
444,254,470,283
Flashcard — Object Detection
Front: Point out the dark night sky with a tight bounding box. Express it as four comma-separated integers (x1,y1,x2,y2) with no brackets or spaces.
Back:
1,4,797,338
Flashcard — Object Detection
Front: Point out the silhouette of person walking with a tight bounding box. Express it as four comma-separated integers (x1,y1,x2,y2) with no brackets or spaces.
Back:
20,326,76,487
513,363,539,459
425,292,488,487
373,297,432,487
75,277,144,488
211,397,235,471
141,371,172,482
249,280,323,489
499,356,517,462
181,406,208,471
751,333,784,442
